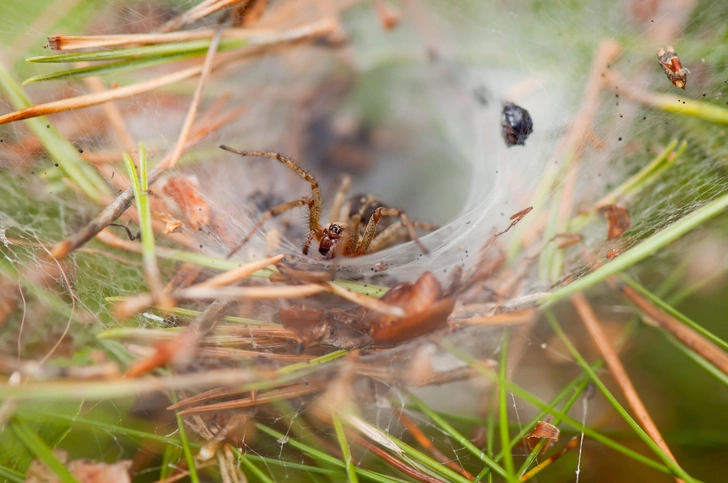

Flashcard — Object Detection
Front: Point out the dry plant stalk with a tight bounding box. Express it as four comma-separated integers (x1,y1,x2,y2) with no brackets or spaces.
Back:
571,293,685,483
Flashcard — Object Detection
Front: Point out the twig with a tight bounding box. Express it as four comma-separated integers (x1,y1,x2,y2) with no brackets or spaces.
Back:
571,293,684,483
158,27,223,172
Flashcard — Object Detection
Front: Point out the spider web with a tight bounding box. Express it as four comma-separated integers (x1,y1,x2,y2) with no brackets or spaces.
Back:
1,0,728,482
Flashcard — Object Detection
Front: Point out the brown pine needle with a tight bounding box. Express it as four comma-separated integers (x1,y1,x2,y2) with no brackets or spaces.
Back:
397,409,474,480
49,27,278,51
324,282,405,317
571,293,684,483
0,63,203,126
176,382,325,415
195,254,284,288
174,284,326,300
618,283,728,376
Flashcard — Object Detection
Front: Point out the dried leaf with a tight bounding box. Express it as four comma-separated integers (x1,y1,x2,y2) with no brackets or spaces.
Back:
162,176,210,229
599,204,630,240
367,271,455,345
526,420,560,453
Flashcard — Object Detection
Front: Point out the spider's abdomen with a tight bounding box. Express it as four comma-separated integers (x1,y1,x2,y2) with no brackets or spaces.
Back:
343,194,393,232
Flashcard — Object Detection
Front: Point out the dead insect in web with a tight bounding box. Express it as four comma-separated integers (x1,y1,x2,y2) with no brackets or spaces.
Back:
598,204,630,240
220,146,437,259
657,45,689,89
364,271,455,345
501,102,533,147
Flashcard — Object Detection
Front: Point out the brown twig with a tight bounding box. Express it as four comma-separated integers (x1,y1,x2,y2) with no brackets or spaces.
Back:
571,293,684,483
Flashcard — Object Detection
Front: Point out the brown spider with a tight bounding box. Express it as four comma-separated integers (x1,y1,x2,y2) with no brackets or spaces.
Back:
220,146,437,259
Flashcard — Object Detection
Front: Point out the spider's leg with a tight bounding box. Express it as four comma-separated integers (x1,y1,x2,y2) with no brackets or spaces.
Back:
220,146,323,231
367,220,437,253
357,207,430,255
329,174,352,224
367,222,406,253
227,197,312,259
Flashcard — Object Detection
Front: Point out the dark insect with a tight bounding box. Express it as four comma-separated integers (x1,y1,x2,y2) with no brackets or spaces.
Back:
501,102,533,147
220,146,437,259
657,45,689,90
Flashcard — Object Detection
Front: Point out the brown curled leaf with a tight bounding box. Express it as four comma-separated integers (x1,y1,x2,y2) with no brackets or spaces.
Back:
526,420,560,453
367,271,455,345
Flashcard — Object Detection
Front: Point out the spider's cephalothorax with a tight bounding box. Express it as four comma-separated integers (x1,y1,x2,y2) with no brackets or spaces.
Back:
317,222,348,259
219,146,437,260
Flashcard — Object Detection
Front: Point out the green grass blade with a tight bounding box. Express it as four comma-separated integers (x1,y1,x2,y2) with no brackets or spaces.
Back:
543,190,728,306
23,52,200,85
9,418,79,483
440,340,680,477
388,438,475,483
160,444,180,481
546,313,698,483
406,392,507,479
0,464,25,483
26,38,246,63
236,451,275,483
659,330,728,387
498,329,516,481
0,61,109,203
620,275,728,352
171,392,200,483
332,413,359,483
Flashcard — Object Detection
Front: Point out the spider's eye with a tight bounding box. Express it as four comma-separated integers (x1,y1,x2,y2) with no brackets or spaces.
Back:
329,224,342,234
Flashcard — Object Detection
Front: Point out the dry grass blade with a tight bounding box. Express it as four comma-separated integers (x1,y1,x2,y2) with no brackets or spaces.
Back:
176,381,325,415
571,293,684,483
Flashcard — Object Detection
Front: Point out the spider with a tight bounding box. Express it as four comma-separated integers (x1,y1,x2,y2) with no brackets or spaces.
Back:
220,146,437,259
